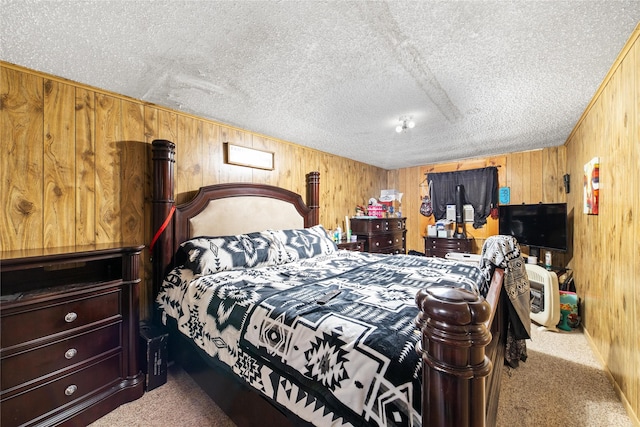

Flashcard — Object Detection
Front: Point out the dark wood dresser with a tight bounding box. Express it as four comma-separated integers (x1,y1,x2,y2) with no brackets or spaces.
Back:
0,244,145,427
424,237,473,258
349,217,406,254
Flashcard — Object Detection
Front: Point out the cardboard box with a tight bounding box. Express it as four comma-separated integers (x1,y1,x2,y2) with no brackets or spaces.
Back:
139,322,168,391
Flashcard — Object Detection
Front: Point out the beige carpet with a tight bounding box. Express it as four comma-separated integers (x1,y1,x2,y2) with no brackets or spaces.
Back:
496,325,633,426
90,324,634,427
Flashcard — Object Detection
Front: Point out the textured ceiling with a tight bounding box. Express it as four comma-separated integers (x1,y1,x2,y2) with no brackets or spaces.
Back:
2,1,639,169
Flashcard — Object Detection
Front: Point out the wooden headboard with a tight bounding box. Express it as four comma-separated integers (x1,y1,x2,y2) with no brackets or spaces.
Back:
151,139,320,296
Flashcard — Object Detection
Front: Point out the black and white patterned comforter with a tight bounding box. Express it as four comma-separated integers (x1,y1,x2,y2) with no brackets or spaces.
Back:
157,234,486,427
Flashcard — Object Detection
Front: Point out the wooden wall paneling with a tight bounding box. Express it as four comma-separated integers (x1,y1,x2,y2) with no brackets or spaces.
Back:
43,80,76,248
158,108,179,143
609,48,635,400
322,152,340,230
507,152,524,205
603,61,623,388
344,157,366,229
202,120,221,186
521,151,533,203
528,149,543,203
249,133,274,185
340,156,358,230
558,146,567,203
219,126,252,184
175,116,203,204
274,141,295,192
396,166,423,253
408,166,425,252
541,147,558,203
315,151,333,229
267,139,288,190
95,94,122,244
75,88,96,246
632,38,640,418
334,156,350,230
120,100,145,244
626,44,638,412
121,100,146,317
565,29,640,424
290,143,307,200
0,67,44,251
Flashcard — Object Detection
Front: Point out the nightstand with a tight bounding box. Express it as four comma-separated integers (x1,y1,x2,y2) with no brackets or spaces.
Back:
337,240,365,252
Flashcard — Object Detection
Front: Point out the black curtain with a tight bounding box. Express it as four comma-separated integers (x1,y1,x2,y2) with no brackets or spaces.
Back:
427,167,498,228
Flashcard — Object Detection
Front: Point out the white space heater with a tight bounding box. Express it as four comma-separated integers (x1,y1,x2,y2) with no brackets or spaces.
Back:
525,264,560,330
445,252,481,265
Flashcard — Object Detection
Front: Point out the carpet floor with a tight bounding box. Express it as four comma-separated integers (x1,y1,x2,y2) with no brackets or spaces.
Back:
90,324,634,426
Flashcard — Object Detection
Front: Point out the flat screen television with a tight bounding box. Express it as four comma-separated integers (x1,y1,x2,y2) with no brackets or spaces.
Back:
499,203,568,252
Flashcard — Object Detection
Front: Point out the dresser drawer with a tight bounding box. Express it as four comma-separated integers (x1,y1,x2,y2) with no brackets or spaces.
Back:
1,290,121,349
368,233,404,252
1,322,121,391
1,353,122,427
351,218,405,234
337,240,365,252
424,237,472,258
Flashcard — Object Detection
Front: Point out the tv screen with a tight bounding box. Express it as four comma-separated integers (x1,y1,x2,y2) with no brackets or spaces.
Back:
498,203,568,252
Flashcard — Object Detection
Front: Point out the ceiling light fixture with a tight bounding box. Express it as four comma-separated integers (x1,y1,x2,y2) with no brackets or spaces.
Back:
395,116,415,133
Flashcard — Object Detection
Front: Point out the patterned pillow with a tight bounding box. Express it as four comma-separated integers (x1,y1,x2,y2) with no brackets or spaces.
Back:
179,232,273,275
265,225,337,264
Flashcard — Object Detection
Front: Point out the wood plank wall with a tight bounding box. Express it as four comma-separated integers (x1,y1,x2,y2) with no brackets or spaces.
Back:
0,62,388,321
390,148,567,259
564,27,639,424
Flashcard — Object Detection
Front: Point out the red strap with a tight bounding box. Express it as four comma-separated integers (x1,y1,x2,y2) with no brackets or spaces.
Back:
149,205,176,252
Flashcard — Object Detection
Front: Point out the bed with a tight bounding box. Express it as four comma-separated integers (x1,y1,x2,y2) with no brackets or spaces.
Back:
150,139,513,427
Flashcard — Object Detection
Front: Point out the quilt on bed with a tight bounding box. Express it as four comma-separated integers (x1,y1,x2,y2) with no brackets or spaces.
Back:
157,229,487,427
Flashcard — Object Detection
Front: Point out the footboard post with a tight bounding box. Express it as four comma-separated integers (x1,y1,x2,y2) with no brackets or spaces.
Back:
415,286,492,427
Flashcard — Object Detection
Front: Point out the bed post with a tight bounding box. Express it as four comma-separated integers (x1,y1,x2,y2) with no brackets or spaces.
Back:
151,139,176,299
306,171,320,226
415,286,492,427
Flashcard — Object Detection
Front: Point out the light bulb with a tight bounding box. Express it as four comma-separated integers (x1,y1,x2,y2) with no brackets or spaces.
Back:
396,125,403,133
407,120,415,129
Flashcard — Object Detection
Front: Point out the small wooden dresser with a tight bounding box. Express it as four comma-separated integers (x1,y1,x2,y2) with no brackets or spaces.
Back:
424,237,473,258
349,217,406,254
0,244,145,427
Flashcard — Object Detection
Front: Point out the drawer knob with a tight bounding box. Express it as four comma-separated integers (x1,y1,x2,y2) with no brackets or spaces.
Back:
65,348,78,359
65,384,77,396
64,312,78,323
375,242,380,246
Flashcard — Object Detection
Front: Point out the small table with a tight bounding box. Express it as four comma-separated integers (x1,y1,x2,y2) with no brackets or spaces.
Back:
337,239,365,251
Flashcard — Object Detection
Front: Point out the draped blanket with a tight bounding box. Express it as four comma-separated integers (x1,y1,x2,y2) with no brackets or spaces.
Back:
157,251,487,427
479,235,531,366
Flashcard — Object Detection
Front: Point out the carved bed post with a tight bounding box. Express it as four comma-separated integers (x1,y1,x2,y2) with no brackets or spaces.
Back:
415,286,492,427
151,140,176,300
306,171,320,226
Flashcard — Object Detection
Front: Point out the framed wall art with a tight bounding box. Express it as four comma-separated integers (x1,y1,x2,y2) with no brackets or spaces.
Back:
583,157,599,215
225,143,274,170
